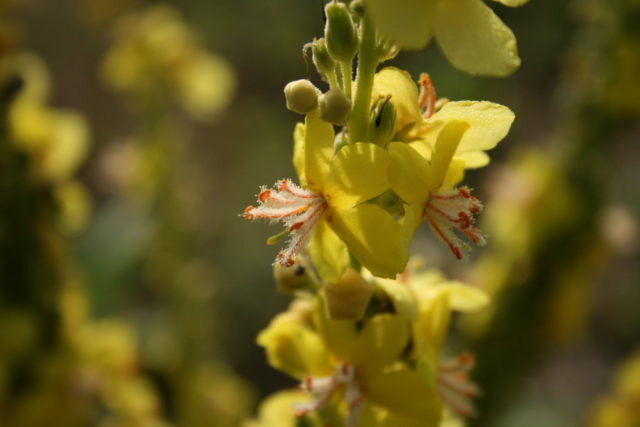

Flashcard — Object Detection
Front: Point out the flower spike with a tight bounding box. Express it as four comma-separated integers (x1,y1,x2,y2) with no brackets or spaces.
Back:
243,179,327,267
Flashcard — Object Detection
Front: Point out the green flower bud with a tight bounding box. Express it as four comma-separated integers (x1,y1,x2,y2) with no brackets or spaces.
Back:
324,269,374,320
369,95,396,146
319,87,351,125
324,1,358,62
273,262,315,296
283,79,321,114
311,38,336,82
349,0,365,19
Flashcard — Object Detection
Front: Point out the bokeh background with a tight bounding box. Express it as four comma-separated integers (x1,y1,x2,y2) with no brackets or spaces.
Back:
0,0,639,426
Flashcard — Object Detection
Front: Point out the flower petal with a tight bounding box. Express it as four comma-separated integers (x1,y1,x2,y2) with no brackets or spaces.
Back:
257,317,333,379
309,219,350,283
327,204,407,279
492,0,529,6
375,277,419,322
435,0,521,76
365,367,441,423
372,68,422,135
298,109,334,190
351,314,410,371
429,121,469,192
428,101,515,155
292,122,306,182
364,0,435,49
324,142,389,208
388,142,432,206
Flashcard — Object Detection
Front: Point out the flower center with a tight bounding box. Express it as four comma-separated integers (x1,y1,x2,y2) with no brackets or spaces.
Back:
243,179,327,267
295,363,364,426
424,186,486,260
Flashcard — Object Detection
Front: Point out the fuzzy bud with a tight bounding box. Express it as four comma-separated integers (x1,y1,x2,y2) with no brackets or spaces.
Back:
311,38,336,82
369,95,396,146
319,88,351,125
324,1,358,62
273,262,315,296
284,79,321,114
324,269,374,320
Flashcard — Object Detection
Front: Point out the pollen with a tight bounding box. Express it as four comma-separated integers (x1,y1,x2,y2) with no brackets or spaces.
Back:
243,179,327,267
424,186,486,260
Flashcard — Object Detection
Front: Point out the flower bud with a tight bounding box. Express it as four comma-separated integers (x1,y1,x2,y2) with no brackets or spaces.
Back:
324,269,374,320
324,1,358,62
283,79,321,114
273,262,315,296
311,38,336,82
319,88,351,125
369,95,396,146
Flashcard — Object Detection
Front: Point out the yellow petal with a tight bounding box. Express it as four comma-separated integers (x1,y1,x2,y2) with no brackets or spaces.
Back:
324,142,389,207
435,0,521,76
372,67,422,134
416,290,451,351
440,159,466,191
327,204,407,279
351,314,410,371
429,121,469,191
256,318,333,379
375,278,419,322
300,109,334,190
428,101,515,155
456,151,490,169
314,294,357,361
388,142,431,206
292,122,306,181
364,0,435,49
309,220,350,283
365,367,441,423
492,0,529,6
248,390,315,427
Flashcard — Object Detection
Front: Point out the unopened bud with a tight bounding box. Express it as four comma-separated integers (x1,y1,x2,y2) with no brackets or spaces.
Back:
311,38,336,82
324,269,374,320
284,79,321,114
369,95,396,146
273,262,315,296
319,88,351,125
324,1,358,62
349,0,365,19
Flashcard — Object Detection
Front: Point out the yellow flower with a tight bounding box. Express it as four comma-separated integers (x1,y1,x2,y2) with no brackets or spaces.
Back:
364,0,528,76
371,68,514,258
244,110,408,279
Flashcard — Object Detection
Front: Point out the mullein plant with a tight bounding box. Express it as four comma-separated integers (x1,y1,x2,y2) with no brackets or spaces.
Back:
100,5,253,426
243,1,527,425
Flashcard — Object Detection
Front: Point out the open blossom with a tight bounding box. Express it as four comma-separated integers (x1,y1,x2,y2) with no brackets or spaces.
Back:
244,110,408,280
364,0,528,76
253,267,488,426
370,67,514,259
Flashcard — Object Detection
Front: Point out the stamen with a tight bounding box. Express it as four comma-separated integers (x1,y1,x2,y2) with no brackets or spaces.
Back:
295,363,363,426
418,73,437,119
424,186,485,260
244,179,327,266
438,352,479,418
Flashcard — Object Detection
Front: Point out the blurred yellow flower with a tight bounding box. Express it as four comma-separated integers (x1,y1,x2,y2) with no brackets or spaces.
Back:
102,4,235,120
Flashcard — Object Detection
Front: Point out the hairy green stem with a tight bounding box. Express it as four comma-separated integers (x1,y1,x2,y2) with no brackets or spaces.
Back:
348,14,377,143
341,60,353,100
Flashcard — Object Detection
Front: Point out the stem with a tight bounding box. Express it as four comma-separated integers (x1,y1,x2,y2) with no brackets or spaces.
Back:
341,60,353,100
348,14,378,143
